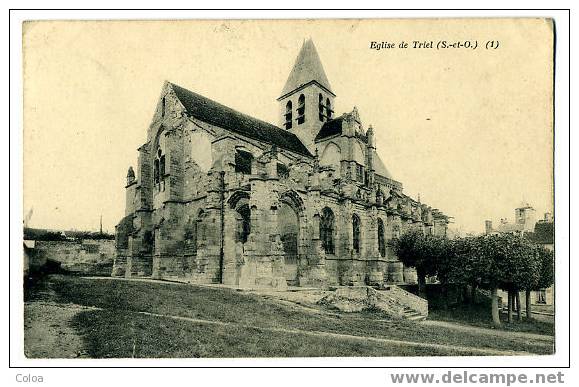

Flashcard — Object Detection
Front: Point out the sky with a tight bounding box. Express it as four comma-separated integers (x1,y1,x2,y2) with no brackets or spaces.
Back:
22,19,554,234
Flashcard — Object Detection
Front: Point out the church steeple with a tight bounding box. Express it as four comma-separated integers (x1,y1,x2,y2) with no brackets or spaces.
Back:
279,39,334,99
277,39,336,153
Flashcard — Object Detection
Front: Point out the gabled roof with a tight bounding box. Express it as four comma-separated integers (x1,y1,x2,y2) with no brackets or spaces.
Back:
373,152,393,179
279,39,334,98
170,83,312,157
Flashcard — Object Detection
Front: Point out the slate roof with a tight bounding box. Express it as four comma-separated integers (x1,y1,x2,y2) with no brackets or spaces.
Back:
170,83,312,157
315,117,343,141
373,152,393,179
280,39,334,98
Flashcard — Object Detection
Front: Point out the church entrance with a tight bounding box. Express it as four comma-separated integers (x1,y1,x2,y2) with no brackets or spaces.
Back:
278,201,299,285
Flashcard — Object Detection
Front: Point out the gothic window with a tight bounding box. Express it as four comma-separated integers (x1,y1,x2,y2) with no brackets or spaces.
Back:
378,218,386,258
297,94,305,125
155,148,166,191
161,96,165,118
320,207,335,254
356,163,364,183
318,94,324,122
190,218,198,254
352,214,361,254
143,230,154,253
326,98,333,119
235,150,253,174
285,100,293,129
236,204,251,243
277,163,290,179
159,154,166,178
154,159,160,184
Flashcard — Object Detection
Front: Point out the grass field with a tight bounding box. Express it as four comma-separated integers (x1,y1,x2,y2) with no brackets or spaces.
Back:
24,275,555,358
429,303,555,336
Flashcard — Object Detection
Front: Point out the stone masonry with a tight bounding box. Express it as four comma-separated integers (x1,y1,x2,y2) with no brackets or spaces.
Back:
112,39,450,289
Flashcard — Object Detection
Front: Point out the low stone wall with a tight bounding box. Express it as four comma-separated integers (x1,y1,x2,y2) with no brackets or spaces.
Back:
33,240,115,275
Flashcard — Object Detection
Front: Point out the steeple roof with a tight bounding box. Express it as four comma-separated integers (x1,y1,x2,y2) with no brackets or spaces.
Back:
279,39,334,99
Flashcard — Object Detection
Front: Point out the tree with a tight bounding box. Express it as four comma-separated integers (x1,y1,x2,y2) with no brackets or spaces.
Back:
461,234,525,326
501,235,539,322
525,246,554,320
441,236,479,303
390,229,439,297
466,235,504,326
460,233,548,326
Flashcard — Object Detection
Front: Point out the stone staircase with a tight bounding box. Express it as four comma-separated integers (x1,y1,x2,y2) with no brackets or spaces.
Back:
402,306,426,321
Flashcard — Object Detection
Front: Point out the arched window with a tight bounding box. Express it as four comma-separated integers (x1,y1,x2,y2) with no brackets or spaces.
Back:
143,230,154,253
297,94,305,125
318,94,324,122
326,98,332,119
236,204,251,243
377,218,386,258
352,214,361,254
155,148,166,191
284,100,293,129
235,150,253,175
154,159,160,184
320,207,335,254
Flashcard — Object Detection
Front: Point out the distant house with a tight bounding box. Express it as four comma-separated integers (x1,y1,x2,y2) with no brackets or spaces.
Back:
526,214,555,305
485,202,537,236
485,206,554,306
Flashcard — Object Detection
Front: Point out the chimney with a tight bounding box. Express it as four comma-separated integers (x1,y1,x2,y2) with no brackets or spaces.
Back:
485,220,493,235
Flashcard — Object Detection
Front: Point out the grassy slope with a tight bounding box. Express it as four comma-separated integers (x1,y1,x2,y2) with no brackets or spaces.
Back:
428,303,555,336
29,275,554,358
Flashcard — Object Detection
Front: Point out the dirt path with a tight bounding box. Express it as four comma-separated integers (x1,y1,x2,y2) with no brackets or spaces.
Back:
138,310,531,356
24,301,96,359
420,320,554,343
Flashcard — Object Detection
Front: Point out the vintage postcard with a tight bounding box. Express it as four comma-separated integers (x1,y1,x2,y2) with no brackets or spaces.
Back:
21,18,556,361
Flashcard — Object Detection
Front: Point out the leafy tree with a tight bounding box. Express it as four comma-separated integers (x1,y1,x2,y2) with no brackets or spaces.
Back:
457,233,550,326
390,230,428,297
390,229,448,298
525,246,554,319
392,230,553,326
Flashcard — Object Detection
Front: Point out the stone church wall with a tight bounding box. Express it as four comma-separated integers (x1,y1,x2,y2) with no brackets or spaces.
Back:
113,81,447,289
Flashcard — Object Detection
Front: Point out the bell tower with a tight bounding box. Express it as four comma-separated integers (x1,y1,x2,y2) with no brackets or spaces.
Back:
277,39,336,153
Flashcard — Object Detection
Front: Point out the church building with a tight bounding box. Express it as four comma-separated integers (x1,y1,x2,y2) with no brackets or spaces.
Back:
112,39,450,289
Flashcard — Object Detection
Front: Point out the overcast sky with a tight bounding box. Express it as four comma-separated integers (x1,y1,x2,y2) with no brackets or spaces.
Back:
23,19,553,234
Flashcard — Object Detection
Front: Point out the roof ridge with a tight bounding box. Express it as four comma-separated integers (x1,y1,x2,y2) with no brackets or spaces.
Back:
169,82,278,129
168,82,312,157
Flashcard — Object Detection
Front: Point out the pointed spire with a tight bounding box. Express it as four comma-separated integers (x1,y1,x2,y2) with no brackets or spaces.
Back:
280,39,334,98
